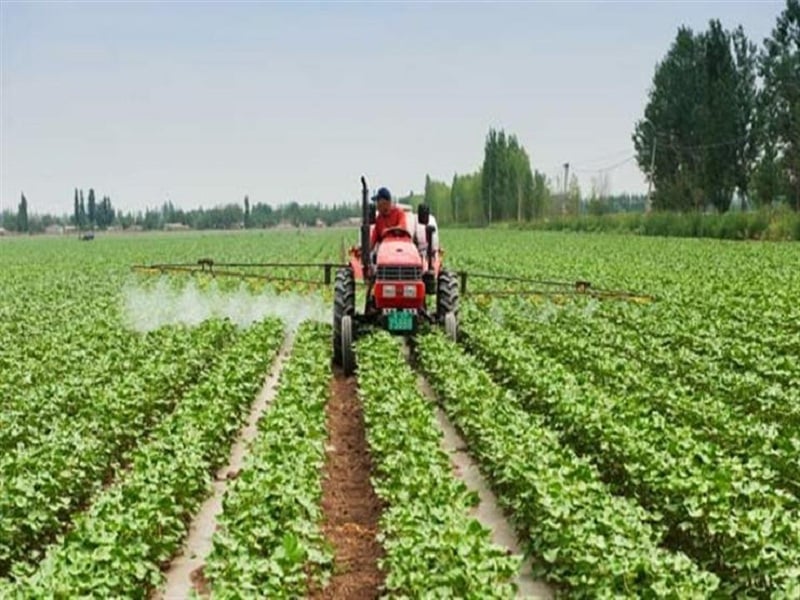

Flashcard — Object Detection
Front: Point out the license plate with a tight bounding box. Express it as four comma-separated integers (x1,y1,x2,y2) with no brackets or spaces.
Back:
387,311,414,332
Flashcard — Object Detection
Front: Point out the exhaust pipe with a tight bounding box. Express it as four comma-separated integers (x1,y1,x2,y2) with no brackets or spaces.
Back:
360,176,370,277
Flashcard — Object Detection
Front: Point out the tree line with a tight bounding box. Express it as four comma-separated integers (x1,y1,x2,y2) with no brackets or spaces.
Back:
634,0,799,212
0,192,361,233
73,189,115,229
412,129,643,226
147,199,360,230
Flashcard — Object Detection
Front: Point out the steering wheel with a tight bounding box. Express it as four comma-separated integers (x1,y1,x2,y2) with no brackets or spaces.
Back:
378,227,413,242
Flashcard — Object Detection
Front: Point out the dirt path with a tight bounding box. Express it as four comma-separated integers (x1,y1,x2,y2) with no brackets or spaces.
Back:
416,375,554,600
152,335,294,600
310,373,385,599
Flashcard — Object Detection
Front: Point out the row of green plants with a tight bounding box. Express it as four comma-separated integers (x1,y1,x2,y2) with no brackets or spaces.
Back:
416,331,719,598
356,332,519,597
461,308,800,596
0,282,136,450
0,319,148,455
446,230,800,440
0,320,237,579
204,322,332,597
495,298,800,501
1,319,284,598
564,293,800,402
0,319,232,458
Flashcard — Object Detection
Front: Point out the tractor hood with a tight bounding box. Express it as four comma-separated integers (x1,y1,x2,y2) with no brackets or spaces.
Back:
375,240,423,267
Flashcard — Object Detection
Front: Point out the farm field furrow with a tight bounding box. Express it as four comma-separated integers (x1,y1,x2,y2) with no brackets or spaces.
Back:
0,309,133,434
0,319,237,579
1,318,284,598
493,298,800,501
461,307,800,595
504,297,800,430
0,327,153,454
204,322,332,598
416,331,718,598
356,332,519,597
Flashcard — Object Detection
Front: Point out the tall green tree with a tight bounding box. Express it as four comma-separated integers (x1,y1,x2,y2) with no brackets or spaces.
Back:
450,174,460,222
760,0,800,209
244,195,250,228
496,130,510,219
481,128,536,222
567,175,582,216
481,130,498,224
423,175,452,224
508,139,534,221
450,170,483,225
424,174,433,215
531,171,550,219
634,22,759,212
79,190,86,228
17,193,28,233
700,20,739,212
634,27,702,211
87,189,96,227
96,196,114,227
73,189,80,226
732,26,760,200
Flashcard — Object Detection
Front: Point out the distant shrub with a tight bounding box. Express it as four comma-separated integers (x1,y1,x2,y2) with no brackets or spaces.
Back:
510,207,800,241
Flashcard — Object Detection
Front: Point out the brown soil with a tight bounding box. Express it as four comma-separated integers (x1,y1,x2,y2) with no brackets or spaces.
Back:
310,374,385,599
190,566,210,597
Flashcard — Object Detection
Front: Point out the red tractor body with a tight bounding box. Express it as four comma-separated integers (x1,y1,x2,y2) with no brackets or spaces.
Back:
370,239,427,311
332,178,458,374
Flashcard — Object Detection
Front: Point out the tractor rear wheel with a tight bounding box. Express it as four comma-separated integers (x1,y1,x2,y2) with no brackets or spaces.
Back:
340,315,355,375
436,270,459,319
333,267,355,367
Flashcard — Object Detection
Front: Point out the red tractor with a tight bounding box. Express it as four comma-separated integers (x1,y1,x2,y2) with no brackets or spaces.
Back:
333,177,458,374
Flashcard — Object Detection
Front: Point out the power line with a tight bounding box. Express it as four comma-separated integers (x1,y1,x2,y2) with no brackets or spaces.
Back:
649,131,750,151
573,147,635,165
572,155,637,174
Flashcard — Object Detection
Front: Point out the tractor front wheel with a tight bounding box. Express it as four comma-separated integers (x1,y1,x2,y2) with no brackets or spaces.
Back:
333,267,355,368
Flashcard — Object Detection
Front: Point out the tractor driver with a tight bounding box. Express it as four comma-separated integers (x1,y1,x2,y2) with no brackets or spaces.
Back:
370,187,408,249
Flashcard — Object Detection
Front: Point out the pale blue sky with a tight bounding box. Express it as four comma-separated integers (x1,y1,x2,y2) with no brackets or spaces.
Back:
0,1,784,215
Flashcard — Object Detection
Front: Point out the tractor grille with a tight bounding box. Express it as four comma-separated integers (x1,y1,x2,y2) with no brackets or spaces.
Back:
376,266,422,281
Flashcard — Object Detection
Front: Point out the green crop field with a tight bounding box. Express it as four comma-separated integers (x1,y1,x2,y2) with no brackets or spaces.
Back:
1,230,799,598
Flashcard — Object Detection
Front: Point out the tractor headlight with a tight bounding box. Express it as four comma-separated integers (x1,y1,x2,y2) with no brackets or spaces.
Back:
383,285,396,298
403,284,417,298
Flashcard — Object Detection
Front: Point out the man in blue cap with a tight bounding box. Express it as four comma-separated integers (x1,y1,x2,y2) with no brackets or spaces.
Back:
370,187,408,249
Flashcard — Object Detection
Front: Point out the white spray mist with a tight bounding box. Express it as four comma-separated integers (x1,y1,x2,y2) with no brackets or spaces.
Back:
122,279,329,333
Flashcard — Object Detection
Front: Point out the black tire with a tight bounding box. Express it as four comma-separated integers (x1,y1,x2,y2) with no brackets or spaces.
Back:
332,267,356,366
436,270,459,320
340,315,355,375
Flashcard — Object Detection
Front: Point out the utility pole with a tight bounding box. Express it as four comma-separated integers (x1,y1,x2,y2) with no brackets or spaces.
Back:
563,162,569,215
643,119,657,213
647,137,657,213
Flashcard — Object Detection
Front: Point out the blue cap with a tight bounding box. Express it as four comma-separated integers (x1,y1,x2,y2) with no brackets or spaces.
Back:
375,187,391,201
